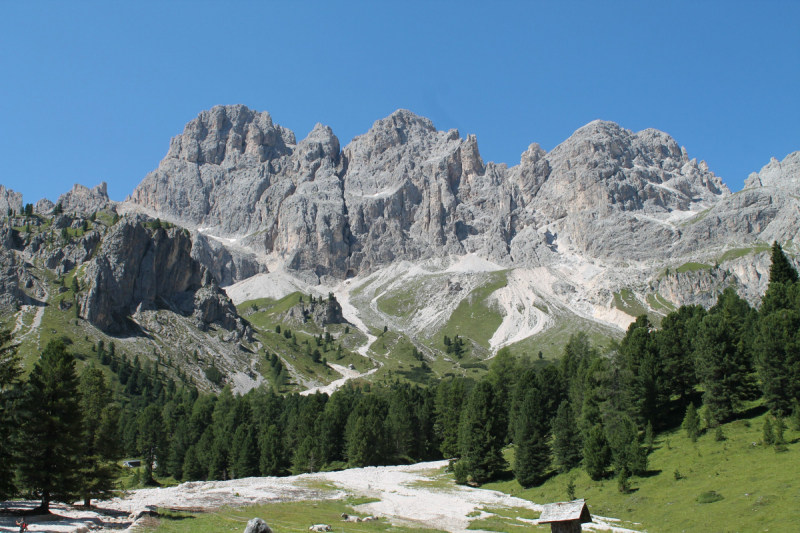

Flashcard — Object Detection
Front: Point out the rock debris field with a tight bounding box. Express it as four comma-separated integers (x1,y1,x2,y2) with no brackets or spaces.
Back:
0,461,641,533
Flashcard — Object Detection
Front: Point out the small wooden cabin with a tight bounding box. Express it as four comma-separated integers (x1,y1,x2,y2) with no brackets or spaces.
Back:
538,499,591,533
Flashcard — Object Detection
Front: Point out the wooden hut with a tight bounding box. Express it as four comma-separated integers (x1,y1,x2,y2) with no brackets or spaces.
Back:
538,499,591,533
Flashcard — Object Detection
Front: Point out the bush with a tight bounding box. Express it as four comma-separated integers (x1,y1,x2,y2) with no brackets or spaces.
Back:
697,491,724,504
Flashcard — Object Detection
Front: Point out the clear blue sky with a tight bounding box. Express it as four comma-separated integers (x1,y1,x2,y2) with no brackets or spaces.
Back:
1,1,798,203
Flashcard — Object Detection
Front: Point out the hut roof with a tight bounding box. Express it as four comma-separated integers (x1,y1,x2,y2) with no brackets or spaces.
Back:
538,499,591,524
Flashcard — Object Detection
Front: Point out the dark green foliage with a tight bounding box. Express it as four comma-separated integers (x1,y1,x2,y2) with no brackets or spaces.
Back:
617,316,668,428
275,325,281,334
617,466,631,493
644,422,655,452
553,400,582,473
345,396,390,467
78,368,121,505
695,289,755,425
606,415,647,476
16,340,84,511
774,417,786,446
204,364,223,385
566,478,576,500
513,387,551,487
435,378,465,458
769,241,798,285
54,203,63,215
0,329,21,500
137,405,165,481
753,306,800,415
583,424,611,481
762,417,774,445
714,426,725,442
697,491,724,503
682,403,700,442
456,381,507,484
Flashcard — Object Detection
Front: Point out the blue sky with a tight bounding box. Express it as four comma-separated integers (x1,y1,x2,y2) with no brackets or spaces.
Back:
0,1,797,202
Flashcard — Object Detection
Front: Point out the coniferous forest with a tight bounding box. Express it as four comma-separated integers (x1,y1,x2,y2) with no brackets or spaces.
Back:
1,242,800,511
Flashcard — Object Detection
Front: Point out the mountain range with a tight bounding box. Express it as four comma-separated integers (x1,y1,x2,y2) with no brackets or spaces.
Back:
1,104,798,392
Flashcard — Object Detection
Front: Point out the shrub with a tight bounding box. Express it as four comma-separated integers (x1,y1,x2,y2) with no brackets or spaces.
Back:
697,491,724,504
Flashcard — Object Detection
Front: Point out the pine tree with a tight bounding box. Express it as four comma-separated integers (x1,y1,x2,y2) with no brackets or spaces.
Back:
513,388,551,486
137,405,166,482
345,397,390,467
768,241,798,285
774,417,787,446
791,399,800,431
714,426,725,442
753,308,800,415
606,416,647,477
644,422,655,452
553,400,582,473
16,339,84,511
0,329,21,500
456,381,507,484
682,403,700,442
434,378,465,458
182,445,205,481
259,424,284,476
231,423,259,478
583,423,610,481
762,417,775,445
78,368,121,506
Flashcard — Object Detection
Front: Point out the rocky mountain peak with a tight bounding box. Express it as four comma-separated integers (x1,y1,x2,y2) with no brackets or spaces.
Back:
743,151,800,193
56,182,112,214
0,186,22,215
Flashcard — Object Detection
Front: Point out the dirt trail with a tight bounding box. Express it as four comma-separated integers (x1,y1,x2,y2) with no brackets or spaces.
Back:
300,363,379,396
334,289,377,357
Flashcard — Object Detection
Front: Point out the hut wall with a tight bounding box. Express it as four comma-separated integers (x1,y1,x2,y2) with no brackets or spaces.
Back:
550,521,581,533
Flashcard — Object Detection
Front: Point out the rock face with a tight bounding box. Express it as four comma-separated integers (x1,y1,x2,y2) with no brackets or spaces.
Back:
57,182,113,213
128,106,740,281
77,215,246,336
281,297,346,328
744,151,800,192
0,186,23,216
34,198,55,215
191,232,267,286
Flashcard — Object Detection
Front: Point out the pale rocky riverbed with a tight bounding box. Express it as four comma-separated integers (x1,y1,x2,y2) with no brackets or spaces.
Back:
0,461,640,533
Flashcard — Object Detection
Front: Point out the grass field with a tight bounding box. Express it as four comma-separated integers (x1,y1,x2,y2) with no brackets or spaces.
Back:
482,407,800,533
675,262,712,274
435,271,507,349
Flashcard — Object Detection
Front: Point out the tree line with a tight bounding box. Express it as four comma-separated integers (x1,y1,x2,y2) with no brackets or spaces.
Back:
2,242,800,511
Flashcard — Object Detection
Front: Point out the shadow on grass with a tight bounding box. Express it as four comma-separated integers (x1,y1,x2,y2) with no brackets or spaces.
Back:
638,469,662,478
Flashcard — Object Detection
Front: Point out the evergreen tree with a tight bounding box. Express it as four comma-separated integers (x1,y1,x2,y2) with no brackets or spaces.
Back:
434,378,465,458
456,381,507,484
137,405,166,482
291,435,320,474
753,307,800,415
16,339,84,511
768,241,798,285
583,423,610,481
682,403,700,442
345,397,390,467
182,445,205,481
644,422,655,452
230,423,259,478
695,306,752,425
553,400,582,473
487,348,518,442
656,305,706,403
0,329,21,500
259,424,285,476
791,399,800,431
606,416,647,476
78,368,121,506
762,417,774,445
774,417,787,446
513,387,551,486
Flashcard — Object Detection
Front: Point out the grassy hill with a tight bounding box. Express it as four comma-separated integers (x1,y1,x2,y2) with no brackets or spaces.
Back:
483,406,800,533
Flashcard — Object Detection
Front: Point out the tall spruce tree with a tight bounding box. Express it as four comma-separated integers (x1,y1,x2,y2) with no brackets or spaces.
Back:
583,423,610,481
456,381,507,484
16,339,84,512
695,304,753,425
753,308,800,414
682,403,700,442
137,404,166,482
78,367,121,506
769,241,798,285
606,416,647,476
553,400,582,473
435,378,465,458
0,329,21,500
513,387,551,486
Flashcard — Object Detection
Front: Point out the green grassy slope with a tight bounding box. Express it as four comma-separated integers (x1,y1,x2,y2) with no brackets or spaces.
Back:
483,408,800,533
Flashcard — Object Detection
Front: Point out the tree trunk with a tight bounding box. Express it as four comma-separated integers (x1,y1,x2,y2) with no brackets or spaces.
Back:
84,497,91,507
38,491,50,513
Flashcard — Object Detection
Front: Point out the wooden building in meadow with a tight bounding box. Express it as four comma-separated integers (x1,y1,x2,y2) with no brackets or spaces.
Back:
538,499,592,533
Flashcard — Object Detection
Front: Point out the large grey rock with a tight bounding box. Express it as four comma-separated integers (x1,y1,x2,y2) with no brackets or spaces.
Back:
57,182,113,214
0,186,23,216
243,518,272,533
76,215,243,334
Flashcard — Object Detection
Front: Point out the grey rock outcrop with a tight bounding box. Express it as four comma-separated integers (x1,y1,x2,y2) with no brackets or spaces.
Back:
34,198,55,214
191,232,266,287
77,215,245,335
0,250,23,311
743,151,800,192
281,297,345,327
57,182,113,214
0,186,23,216
243,518,273,533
